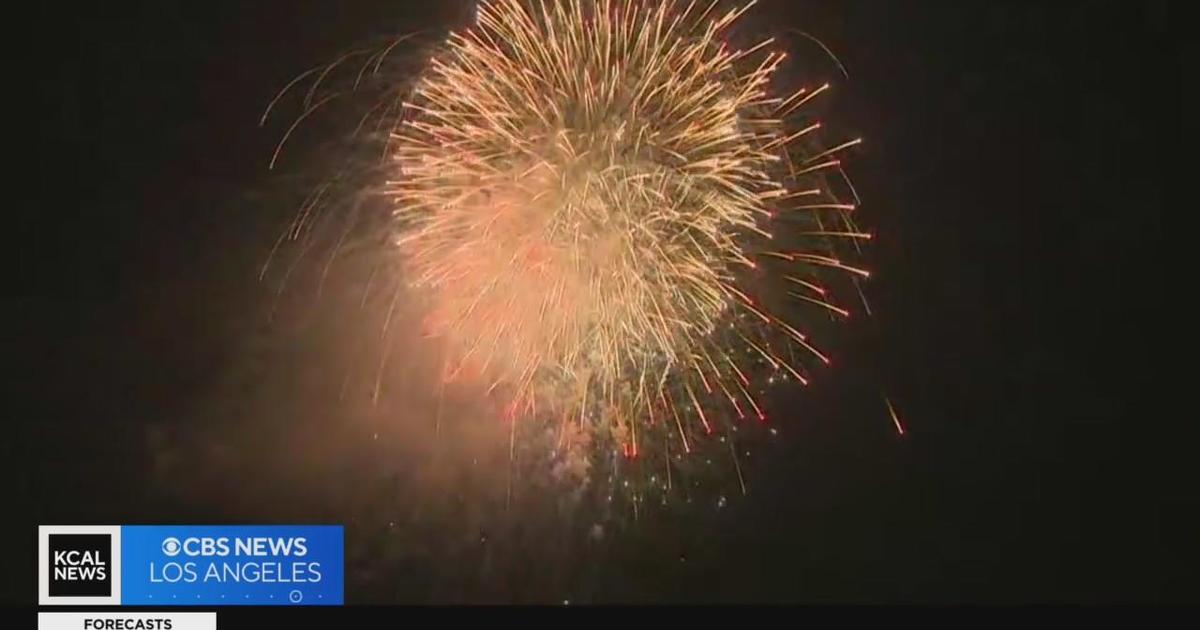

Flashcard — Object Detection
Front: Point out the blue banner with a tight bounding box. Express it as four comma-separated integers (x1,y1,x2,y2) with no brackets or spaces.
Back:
120,525,343,605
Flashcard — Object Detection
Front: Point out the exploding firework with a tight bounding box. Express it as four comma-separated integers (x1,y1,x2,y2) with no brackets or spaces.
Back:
264,0,869,501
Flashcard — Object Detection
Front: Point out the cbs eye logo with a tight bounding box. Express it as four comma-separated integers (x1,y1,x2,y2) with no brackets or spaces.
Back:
161,537,182,556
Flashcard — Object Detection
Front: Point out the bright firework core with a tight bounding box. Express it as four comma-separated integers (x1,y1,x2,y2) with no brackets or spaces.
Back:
387,0,865,457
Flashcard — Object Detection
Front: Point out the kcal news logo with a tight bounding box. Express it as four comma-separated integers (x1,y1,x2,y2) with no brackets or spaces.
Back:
39,526,343,606
39,526,122,605
51,535,110,590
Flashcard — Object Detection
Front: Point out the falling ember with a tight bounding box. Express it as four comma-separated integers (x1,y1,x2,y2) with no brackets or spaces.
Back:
264,0,873,496
885,396,905,436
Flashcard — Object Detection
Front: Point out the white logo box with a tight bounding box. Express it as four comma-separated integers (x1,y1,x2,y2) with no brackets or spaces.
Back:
39,526,122,606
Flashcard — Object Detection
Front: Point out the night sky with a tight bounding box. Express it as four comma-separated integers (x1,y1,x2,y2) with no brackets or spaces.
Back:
10,0,1180,604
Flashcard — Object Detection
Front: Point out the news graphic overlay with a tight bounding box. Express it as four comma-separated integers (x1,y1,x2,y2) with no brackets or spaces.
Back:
40,526,343,606
122,526,343,605
39,526,122,606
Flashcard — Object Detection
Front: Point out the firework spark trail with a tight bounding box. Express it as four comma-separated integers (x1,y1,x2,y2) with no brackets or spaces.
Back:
886,396,905,436
380,0,868,461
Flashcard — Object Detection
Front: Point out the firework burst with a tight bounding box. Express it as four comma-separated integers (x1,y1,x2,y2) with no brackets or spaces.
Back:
266,0,869,500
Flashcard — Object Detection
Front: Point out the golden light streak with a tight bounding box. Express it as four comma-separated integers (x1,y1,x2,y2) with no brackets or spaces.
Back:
885,396,905,436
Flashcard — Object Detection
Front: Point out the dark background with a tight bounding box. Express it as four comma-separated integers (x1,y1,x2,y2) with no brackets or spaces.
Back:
9,0,1181,604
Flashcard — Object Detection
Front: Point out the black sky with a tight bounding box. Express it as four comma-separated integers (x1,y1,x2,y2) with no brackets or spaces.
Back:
10,0,1180,604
